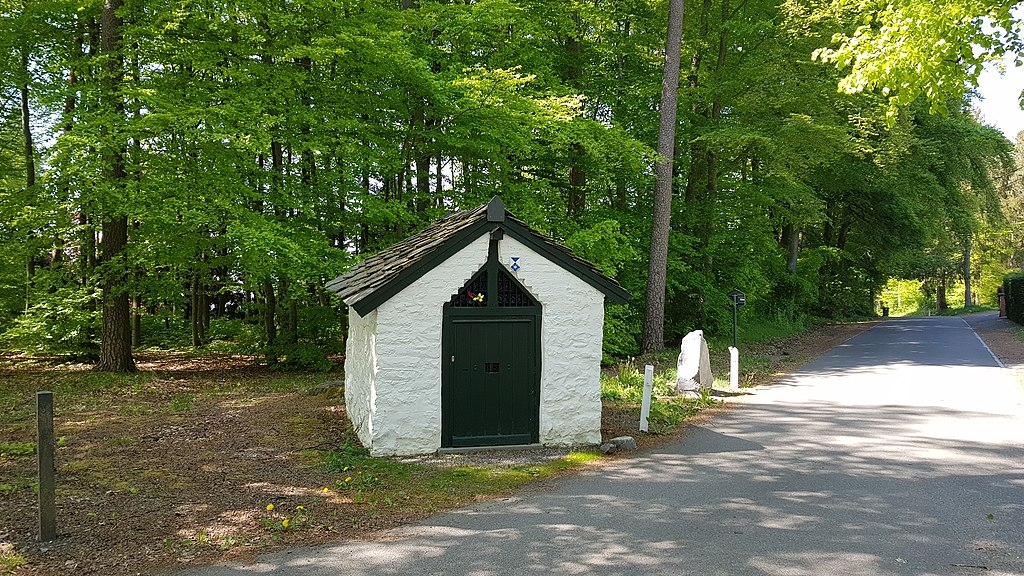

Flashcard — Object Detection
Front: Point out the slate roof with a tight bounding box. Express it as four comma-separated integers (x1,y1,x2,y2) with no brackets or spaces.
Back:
326,197,629,315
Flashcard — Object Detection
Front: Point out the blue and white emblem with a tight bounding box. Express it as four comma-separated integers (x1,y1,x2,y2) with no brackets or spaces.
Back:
510,256,521,272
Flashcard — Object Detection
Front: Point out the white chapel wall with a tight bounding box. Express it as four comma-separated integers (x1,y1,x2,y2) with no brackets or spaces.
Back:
369,234,490,455
344,308,377,449
500,236,605,446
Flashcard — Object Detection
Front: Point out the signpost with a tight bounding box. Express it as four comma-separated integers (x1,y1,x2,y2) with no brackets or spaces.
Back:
728,288,746,348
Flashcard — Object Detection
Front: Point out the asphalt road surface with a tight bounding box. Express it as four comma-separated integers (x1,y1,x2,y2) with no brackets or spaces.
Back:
180,316,1024,575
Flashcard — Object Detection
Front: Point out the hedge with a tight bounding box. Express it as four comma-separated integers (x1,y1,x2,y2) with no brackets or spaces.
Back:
1003,272,1024,325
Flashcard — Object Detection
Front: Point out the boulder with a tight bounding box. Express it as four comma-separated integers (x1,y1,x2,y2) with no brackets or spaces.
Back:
676,330,713,396
609,436,637,452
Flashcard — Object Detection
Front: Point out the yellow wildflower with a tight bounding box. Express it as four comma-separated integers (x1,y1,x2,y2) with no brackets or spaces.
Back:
266,503,274,512
282,518,290,528
322,487,330,493
296,505,305,511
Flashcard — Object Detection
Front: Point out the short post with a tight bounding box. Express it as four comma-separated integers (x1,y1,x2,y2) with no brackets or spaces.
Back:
37,391,56,542
729,346,739,391
639,365,654,432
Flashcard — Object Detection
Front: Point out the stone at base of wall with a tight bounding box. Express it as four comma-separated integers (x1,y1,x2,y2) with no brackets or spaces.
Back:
601,436,637,455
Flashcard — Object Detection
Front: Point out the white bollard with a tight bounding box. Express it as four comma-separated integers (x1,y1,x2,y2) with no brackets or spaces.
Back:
639,364,654,432
729,346,739,391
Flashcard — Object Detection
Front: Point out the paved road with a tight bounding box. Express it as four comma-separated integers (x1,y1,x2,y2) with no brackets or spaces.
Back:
181,316,1024,575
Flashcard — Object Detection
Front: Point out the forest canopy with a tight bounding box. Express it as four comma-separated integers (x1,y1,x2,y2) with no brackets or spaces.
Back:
0,0,1019,371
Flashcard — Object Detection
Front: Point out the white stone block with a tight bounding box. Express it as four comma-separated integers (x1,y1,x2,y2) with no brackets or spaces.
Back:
676,330,713,395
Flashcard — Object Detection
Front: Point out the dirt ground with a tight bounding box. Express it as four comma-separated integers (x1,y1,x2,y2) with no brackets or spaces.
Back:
1,316,1017,576
963,311,1024,369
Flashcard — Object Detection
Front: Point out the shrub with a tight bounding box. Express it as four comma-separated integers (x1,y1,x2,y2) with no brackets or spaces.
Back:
1004,272,1024,325
297,306,346,354
1,284,100,359
264,342,335,372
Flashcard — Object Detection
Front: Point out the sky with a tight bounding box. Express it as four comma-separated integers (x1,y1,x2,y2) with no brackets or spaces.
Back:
975,54,1024,140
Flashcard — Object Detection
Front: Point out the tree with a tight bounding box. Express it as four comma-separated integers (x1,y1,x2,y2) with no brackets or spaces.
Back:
815,0,1023,118
93,0,135,372
642,0,686,353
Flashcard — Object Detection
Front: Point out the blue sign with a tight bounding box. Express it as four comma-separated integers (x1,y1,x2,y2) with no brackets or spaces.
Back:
510,257,521,272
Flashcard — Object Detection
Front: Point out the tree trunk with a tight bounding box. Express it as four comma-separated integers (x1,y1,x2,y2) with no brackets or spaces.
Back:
191,278,202,347
132,294,142,347
565,13,586,219
641,0,686,353
21,48,37,312
936,271,948,311
97,215,135,371
263,279,277,345
963,234,972,308
95,0,135,373
20,50,35,189
784,224,799,273
288,299,299,345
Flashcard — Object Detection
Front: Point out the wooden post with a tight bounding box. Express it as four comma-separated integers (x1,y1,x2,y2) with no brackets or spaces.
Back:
37,391,56,541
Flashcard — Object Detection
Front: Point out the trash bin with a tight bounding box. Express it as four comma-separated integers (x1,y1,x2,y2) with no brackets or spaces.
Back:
881,307,889,317
998,286,1006,317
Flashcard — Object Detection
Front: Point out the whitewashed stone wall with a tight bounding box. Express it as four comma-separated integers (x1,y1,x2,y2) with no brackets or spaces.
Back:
344,309,377,449
500,237,605,446
344,231,607,455
361,234,490,456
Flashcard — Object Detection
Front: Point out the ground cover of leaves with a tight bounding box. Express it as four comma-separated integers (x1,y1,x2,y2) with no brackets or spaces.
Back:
6,316,1015,576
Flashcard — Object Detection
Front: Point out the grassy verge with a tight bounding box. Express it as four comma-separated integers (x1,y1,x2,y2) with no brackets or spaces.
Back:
314,443,601,513
600,360,718,434
600,316,874,433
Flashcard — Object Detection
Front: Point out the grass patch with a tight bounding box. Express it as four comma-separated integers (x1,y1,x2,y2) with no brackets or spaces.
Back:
708,314,811,350
646,390,717,434
601,359,677,402
168,394,194,413
317,444,601,509
933,304,998,316
0,543,27,573
601,362,719,434
0,441,35,457
0,479,35,495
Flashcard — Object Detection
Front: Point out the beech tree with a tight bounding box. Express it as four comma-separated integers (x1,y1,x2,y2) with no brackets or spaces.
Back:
815,0,1023,117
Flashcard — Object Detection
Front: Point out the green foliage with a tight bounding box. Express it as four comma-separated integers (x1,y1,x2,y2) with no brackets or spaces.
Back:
264,343,335,373
0,0,1012,370
600,360,677,402
879,279,927,316
760,272,818,321
601,304,641,360
296,307,346,355
1,283,99,359
647,390,717,435
814,0,1021,120
0,441,35,457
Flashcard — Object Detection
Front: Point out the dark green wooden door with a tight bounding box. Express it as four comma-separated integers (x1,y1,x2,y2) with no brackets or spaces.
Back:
443,317,538,447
